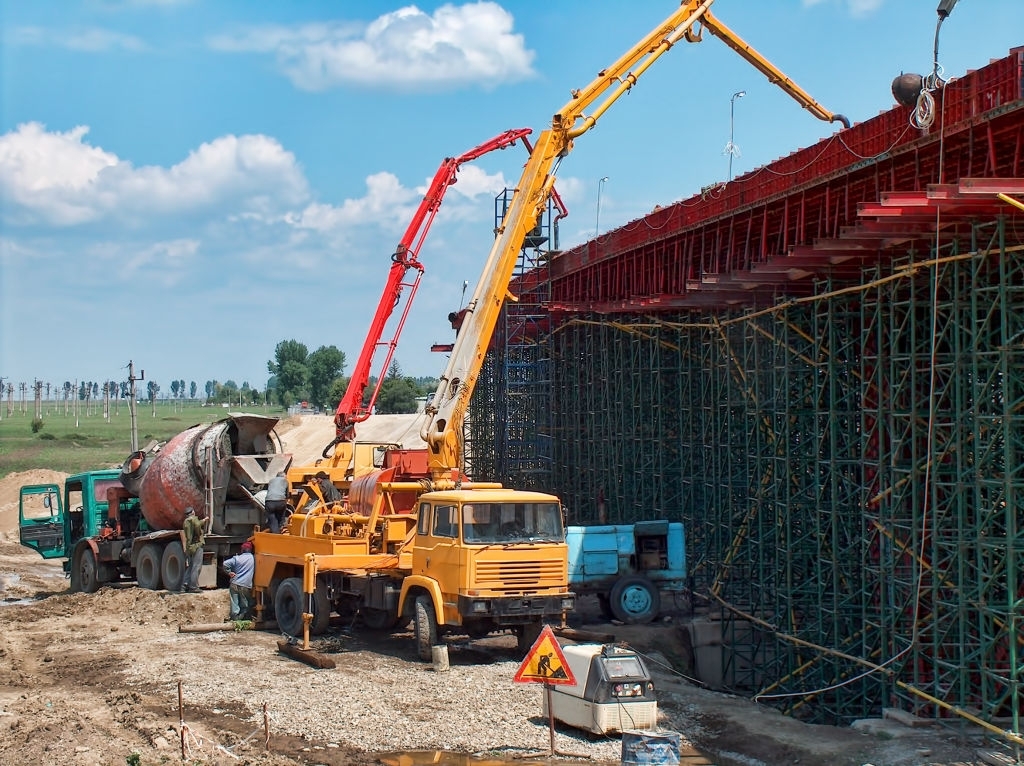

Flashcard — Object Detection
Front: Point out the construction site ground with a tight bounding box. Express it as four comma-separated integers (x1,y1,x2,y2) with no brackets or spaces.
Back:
0,415,1000,766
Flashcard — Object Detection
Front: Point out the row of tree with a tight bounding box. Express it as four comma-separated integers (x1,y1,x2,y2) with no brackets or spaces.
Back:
266,339,435,414
4,339,438,420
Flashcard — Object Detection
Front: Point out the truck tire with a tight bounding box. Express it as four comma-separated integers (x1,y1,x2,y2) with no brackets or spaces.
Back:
71,546,100,594
136,544,163,590
161,541,186,592
262,576,284,619
311,583,331,635
515,620,544,657
414,595,437,661
275,578,331,637
275,578,304,636
361,607,399,630
609,575,660,624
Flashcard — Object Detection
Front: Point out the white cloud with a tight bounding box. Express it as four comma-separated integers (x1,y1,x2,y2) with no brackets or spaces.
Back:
288,171,418,233
94,238,201,286
0,123,309,226
9,25,146,52
208,2,535,91
442,164,511,199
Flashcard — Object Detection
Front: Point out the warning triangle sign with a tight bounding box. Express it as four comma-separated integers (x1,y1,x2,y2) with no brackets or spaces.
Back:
513,625,576,685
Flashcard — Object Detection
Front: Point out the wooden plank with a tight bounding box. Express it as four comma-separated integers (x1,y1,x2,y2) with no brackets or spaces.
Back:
277,640,336,669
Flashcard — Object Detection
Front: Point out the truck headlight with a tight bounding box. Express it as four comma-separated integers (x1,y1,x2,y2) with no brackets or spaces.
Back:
472,600,489,613
561,597,575,610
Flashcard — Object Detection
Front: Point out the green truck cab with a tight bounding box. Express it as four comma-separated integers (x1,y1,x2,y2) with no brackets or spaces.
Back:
19,469,149,590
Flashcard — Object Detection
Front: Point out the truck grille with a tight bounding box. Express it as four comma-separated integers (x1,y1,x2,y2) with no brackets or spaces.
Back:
475,559,565,590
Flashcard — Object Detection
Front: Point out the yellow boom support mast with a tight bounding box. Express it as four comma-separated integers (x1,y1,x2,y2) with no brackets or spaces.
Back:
420,0,848,484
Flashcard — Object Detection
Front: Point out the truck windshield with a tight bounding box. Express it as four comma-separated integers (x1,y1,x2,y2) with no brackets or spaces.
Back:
92,479,123,504
461,502,564,544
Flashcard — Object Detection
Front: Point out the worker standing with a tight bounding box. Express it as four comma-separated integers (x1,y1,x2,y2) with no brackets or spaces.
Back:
222,541,256,620
182,506,205,593
265,470,289,533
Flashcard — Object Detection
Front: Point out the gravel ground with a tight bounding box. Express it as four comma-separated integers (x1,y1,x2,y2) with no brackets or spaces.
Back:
119,612,681,764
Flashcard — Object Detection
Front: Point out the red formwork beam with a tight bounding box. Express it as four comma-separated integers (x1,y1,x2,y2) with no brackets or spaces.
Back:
549,47,1024,314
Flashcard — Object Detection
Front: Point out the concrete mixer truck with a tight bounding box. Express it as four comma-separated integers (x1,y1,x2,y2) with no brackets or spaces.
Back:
17,414,290,593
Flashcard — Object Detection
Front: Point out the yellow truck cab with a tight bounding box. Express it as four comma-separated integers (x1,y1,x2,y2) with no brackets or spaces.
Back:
403,489,574,659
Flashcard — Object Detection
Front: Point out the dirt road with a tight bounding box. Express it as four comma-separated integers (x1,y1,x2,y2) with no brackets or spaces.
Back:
0,415,994,766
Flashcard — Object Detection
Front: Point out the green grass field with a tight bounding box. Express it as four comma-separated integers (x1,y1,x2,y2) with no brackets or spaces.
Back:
0,400,287,480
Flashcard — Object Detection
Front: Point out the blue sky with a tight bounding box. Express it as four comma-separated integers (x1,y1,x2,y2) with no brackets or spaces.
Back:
2,0,1022,396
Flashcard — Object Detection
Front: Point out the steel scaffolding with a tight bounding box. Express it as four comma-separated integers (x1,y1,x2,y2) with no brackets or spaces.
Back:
466,192,559,490
474,217,1024,737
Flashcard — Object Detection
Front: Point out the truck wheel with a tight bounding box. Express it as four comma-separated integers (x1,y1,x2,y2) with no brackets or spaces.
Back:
275,578,305,636
609,575,660,624
597,593,614,620
160,541,186,592
275,578,331,636
310,583,331,635
263,577,284,619
516,620,544,656
136,544,163,590
361,607,399,630
71,546,100,594
414,595,437,661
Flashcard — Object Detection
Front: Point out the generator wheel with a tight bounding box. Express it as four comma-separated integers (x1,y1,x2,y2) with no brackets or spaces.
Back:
71,546,100,594
136,544,163,590
160,541,185,592
414,595,437,661
609,575,660,624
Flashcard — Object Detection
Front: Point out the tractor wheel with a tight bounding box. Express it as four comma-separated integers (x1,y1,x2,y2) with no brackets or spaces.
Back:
136,544,163,590
160,541,186,592
609,575,660,624
414,595,438,661
71,546,100,594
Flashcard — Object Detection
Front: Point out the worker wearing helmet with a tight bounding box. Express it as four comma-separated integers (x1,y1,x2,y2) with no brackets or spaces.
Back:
223,541,255,621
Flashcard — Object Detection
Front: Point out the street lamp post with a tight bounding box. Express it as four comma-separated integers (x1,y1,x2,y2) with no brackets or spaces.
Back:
595,176,609,237
727,90,745,180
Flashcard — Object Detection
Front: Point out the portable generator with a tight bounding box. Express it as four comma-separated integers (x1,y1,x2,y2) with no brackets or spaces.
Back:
542,643,658,734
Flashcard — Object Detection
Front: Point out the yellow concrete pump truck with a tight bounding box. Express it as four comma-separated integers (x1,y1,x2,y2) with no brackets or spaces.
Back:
252,0,848,660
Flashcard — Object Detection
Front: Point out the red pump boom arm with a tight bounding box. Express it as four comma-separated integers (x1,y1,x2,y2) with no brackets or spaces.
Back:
330,128,535,447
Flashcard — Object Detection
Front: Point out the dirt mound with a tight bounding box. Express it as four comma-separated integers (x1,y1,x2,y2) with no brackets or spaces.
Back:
0,469,67,539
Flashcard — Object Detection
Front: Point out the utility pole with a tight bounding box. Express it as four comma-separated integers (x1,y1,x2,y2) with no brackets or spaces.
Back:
727,90,745,181
595,176,609,237
127,361,145,453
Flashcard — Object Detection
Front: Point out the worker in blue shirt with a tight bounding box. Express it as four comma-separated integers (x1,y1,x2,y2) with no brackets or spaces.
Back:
222,541,256,621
